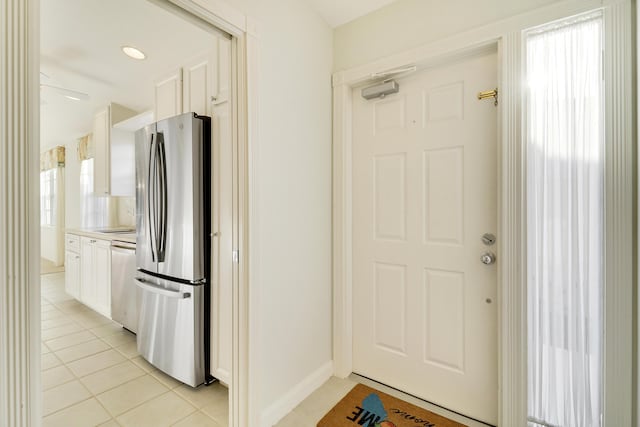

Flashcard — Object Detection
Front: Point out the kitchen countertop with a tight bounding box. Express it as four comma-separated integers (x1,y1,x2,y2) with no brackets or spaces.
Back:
66,228,136,244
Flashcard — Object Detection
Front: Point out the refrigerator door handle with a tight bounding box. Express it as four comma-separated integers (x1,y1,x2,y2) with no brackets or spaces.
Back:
135,278,192,299
147,132,157,262
156,132,168,262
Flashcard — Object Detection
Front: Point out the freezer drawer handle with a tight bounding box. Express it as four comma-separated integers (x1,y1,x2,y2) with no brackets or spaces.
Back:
134,278,191,299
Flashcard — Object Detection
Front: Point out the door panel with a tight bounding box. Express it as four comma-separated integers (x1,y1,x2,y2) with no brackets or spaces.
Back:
210,37,233,383
135,124,157,274
352,49,498,424
154,69,183,122
93,240,111,318
65,250,80,299
80,237,95,307
136,113,207,281
93,108,110,195
155,113,205,281
183,52,215,117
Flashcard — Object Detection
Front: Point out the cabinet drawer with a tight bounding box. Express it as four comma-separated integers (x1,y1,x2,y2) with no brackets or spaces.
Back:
65,233,80,253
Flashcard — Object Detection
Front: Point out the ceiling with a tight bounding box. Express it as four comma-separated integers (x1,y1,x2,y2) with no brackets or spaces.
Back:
303,0,400,27
40,0,221,150
40,0,399,150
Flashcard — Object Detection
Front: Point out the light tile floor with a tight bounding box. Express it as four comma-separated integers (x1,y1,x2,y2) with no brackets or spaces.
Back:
41,272,228,427
42,272,487,427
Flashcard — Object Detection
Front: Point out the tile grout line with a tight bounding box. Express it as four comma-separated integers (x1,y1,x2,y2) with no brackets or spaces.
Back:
115,390,197,425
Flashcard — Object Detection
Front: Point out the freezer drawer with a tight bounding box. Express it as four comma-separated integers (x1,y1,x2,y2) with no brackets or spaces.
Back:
135,272,204,387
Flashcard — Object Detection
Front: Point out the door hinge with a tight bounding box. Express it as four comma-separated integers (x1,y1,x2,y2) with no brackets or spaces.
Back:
232,250,239,264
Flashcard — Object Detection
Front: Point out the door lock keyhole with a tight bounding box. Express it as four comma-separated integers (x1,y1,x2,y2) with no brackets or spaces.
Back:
481,233,496,246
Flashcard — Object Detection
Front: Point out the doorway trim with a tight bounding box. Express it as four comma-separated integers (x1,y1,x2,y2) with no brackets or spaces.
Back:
0,0,257,426
333,37,508,426
118,1,261,425
331,0,633,426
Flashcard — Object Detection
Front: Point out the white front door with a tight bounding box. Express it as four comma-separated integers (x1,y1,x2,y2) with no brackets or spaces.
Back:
352,49,499,425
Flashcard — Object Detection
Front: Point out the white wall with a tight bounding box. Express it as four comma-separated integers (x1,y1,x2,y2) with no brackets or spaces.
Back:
41,166,65,266
224,0,334,424
65,139,81,229
40,227,61,264
333,0,562,71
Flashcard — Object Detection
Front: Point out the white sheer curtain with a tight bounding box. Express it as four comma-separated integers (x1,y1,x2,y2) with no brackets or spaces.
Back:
40,168,57,226
80,158,109,228
526,13,603,427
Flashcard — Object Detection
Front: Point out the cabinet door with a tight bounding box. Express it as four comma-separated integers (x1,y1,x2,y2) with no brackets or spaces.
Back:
80,237,96,307
214,38,231,106
210,38,232,384
93,107,110,195
155,69,183,121
183,52,215,117
93,239,112,318
65,250,81,300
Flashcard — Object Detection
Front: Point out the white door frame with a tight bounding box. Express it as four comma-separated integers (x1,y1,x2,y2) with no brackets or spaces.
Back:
0,0,259,426
332,0,634,425
159,4,259,425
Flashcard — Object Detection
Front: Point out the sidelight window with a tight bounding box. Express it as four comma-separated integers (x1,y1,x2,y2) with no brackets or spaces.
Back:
525,11,603,427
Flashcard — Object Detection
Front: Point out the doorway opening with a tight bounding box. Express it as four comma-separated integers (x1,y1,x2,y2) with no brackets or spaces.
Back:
39,0,240,425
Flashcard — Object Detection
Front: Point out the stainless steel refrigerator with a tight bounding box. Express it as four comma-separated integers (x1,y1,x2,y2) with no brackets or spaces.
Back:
134,112,213,387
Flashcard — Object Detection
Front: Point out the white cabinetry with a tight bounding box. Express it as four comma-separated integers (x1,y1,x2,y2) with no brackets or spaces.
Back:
153,39,233,383
155,42,230,120
64,233,81,299
154,68,183,121
182,51,216,117
208,39,232,384
79,236,111,318
93,102,138,196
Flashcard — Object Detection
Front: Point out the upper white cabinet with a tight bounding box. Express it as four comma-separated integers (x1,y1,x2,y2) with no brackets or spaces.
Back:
93,102,138,196
154,68,183,121
155,40,230,121
182,51,216,117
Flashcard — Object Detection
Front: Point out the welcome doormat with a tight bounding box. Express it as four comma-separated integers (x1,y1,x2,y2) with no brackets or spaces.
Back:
317,384,467,427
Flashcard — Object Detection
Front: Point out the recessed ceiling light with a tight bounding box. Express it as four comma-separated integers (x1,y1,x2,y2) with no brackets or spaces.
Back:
121,46,146,60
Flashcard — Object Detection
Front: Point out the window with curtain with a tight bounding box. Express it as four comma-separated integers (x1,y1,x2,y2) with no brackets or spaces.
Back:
40,168,57,226
80,158,109,228
525,12,603,427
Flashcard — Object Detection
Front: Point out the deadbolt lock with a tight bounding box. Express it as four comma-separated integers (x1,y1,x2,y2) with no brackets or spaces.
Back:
482,233,496,246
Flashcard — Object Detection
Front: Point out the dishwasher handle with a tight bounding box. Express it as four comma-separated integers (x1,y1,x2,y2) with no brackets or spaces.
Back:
112,245,136,253
135,277,191,299
111,240,136,251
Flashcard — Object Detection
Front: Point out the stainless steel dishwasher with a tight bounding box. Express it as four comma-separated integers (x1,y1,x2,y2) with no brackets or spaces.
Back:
111,240,138,333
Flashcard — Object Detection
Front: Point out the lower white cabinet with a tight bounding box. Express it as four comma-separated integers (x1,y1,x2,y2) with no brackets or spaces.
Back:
79,237,111,318
64,250,81,299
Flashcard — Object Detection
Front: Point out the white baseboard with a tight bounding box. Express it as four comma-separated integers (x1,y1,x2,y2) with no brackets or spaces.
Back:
260,360,334,427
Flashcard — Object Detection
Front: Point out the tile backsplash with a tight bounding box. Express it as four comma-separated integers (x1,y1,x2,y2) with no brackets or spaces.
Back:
116,197,136,227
